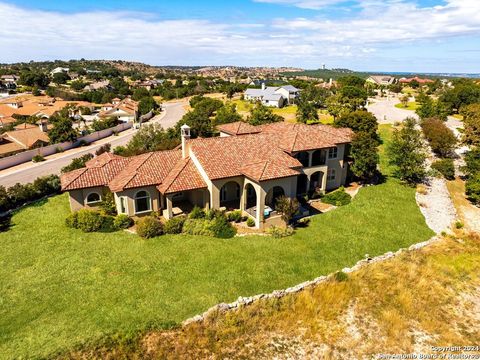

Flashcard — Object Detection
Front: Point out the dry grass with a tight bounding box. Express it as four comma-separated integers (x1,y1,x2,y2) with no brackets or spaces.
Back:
67,232,480,359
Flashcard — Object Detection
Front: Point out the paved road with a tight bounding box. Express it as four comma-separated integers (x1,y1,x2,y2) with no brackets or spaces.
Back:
367,96,419,124
0,100,187,187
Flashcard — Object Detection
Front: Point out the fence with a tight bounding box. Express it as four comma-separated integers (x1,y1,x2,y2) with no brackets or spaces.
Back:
0,122,132,170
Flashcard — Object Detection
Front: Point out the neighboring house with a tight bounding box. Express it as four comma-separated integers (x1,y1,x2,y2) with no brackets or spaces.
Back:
244,84,300,107
61,122,352,229
0,123,50,157
50,67,69,75
96,98,138,123
84,80,112,91
366,75,395,86
1,75,19,89
399,76,434,84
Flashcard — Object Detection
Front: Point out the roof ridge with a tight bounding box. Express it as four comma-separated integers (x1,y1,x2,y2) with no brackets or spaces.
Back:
61,167,88,190
259,160,269,180
124,152,153,188
159,157,190,193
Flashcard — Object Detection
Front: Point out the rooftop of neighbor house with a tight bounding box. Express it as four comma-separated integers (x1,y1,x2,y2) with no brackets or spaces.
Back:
1,123,50,149
61,122,353,194
399,76,434,84
97,98,138,118
0,96,94,118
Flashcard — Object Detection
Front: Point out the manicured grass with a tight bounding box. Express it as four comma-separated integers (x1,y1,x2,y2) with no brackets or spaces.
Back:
0,124,433,358
394,101,419,111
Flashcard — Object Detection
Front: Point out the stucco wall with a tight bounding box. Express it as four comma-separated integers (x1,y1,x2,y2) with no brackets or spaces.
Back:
114,186,160,216
68,186,106,212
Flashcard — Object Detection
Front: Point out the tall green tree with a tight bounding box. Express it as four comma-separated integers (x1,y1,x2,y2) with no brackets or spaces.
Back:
461,103,480,147
296,99,318,124
214,103,242,125
138,96,159,116
123,123,179,156
48,115,78,144
247,103,282,125
387,117,428,184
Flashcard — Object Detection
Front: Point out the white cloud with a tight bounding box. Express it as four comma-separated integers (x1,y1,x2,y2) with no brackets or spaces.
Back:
252,0,349,10
0,1,480,71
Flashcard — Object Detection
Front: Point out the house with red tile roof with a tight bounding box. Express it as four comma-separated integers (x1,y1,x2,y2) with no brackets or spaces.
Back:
61,121,352,229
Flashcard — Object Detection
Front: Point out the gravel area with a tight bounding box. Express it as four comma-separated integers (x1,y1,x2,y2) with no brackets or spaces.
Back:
416,178,457,234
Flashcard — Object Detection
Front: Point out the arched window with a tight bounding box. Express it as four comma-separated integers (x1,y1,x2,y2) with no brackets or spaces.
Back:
86,192,101,205
135,190,151,214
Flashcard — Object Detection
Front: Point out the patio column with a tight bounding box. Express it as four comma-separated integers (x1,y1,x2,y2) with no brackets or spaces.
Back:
321,170,328,192
256,186,265,229
308,151,313,167
165,194,173,220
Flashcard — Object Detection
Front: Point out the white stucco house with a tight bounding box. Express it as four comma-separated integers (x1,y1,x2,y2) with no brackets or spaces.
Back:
244,84,300,107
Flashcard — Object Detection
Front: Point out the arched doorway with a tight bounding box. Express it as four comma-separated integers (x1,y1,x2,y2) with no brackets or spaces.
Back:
309,171,324,193
297,174,308,195
295,151,310,167
220,181,241,210
244,183,257,210
311,149,326,166
265,186,285,209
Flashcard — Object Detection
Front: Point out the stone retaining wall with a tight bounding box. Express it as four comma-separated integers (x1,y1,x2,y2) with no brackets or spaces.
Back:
183,235,440,326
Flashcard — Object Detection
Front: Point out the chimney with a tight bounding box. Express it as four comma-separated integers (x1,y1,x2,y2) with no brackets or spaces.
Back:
180,124,191,159
38,120,48,132
261,82,266,91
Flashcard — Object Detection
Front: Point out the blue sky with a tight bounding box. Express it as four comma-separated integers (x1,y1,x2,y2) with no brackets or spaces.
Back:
1,0,480,72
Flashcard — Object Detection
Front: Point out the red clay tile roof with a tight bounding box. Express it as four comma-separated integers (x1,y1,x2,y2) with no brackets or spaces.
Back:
217,121,261,136
158,157,207,194
61,153,130,191
189,133,302,180
240,160,300,182
4,126,50,149
108,149,181,192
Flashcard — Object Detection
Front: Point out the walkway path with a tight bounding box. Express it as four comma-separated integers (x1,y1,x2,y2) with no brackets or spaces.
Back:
0,99,187,187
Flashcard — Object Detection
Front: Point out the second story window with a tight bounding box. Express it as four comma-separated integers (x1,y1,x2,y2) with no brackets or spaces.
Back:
328,147,338,159
327,168,336,181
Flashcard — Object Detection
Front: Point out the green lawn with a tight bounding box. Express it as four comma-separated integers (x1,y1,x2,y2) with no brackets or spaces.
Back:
0,125,433,359
394,101,419,111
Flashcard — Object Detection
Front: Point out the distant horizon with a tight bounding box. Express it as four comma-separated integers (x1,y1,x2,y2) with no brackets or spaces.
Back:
1,1,480,73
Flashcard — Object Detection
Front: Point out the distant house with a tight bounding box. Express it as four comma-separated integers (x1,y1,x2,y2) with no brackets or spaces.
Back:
399,76,434,84
96,98,138,123
50,67,69,76
366,75,395,86
84,80,112,91
1,75,19,89
0,123,50,157
244,84,300,107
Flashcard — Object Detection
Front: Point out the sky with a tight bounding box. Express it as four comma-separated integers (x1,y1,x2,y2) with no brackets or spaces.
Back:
1,0,480,72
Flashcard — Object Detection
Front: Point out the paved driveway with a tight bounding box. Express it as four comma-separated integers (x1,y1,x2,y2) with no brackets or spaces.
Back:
0,100,187,187
367,97,419,124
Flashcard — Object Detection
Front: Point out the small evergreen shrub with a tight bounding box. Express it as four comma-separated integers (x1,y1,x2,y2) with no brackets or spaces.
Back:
100,215,117,232
246,217,255,227
466,173,480,205
32,154,45,163
227,210,242,223
322,187,352,206
164,216,186,234
210,216,237,238
55,146,64,153
76,209,104,232
65,212,78,228
455,221,464,229
267,225,294,238
136,216,163,238
334,271,349,282
189,206,205,219
431,158,455,180
182,219,214,237
114,214,133,229
204,208,223,220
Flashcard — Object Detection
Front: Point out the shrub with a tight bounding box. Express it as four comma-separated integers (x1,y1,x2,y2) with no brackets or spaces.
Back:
205,208,223,220
101,215,117,232
182,218,214,237
226,210,242,223
246,217,255,227
189,206,205,219
76,209,104,232
114,214,133,229
65,212,78,228
455,221,464,229
275,196,300,224
322,187,352,206
296,217,310,228
95,143,111,156
78,139,88,146
421,117,457,157
209,216,237,238
33,175,61,197
163,216,186,234
136,216,163,238
55,146,64,153
268,225,294,238
32,154,45,163
61,153,94,173
334,271,349,282
431,158,455,180
466,173,480,205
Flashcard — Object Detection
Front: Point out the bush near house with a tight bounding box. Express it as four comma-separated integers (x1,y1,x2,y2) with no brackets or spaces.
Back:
32,154,45,163
246,217,255,227
321,187,352,206
113,214,133,229
189,206,206,219
136,216,164,238
163,216,186,234
226,210,242,223
75,209,105,233
431,158,455,180
183,214,237,238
